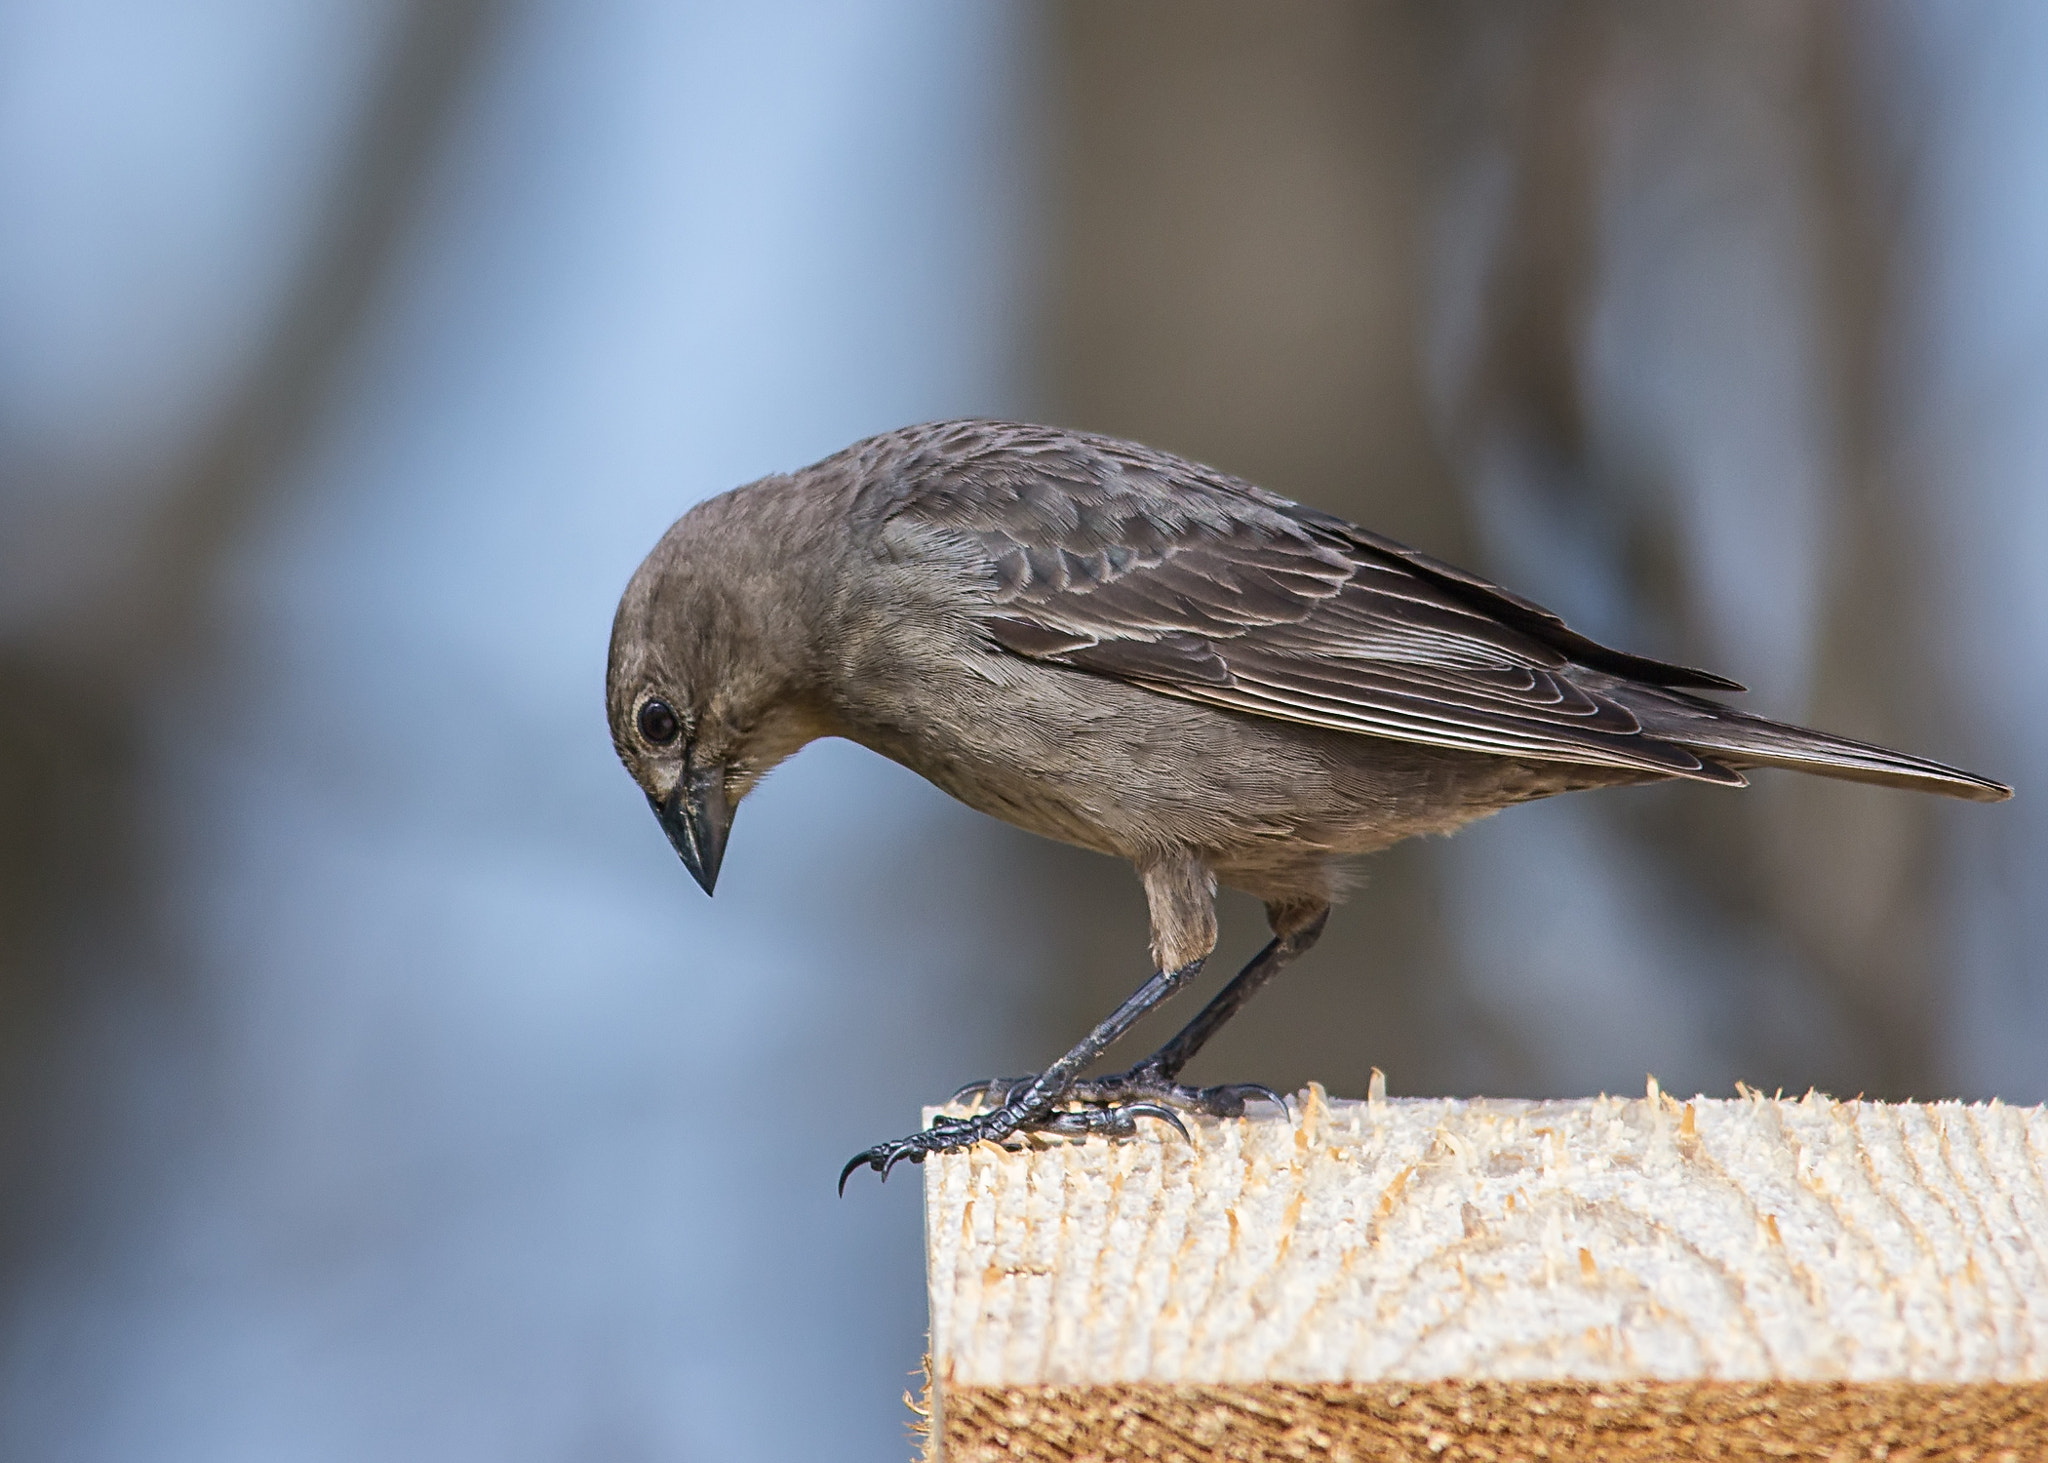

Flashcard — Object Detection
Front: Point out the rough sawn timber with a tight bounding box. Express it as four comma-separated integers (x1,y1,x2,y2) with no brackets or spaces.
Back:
919,1082,2048,1461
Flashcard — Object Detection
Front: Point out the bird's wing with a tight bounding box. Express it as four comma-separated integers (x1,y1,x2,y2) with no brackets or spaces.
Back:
880,422,1746,785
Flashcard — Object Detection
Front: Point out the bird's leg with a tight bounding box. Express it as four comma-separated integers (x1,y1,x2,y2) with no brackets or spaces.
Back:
839,954,1208,1190
1033,901,1331,1118
1144,903,1330,1079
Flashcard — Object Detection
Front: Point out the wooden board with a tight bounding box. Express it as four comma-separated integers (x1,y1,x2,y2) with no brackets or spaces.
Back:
920,1082,2048,1460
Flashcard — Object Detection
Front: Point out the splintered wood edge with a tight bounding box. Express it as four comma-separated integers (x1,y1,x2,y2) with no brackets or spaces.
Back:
923,1379,2048,1462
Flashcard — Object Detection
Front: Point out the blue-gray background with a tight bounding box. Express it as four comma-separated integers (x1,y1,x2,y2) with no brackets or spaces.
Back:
1,4,2042,1459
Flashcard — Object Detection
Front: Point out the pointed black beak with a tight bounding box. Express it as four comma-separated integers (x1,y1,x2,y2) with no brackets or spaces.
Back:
650,762,731,895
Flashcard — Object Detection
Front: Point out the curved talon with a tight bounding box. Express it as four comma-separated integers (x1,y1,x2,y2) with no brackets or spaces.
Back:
1183,1081,1285,1117
838,1152,878,1195
1120,1101,1191,1141
840,1135,939,1194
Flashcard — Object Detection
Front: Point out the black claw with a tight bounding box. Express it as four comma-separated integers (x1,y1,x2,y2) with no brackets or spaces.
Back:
839,1137,930,1194
1122,1101,1191,1141
838,1153,874,1196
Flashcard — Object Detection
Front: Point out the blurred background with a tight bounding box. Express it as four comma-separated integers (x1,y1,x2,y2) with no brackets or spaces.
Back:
1,2,2043,1458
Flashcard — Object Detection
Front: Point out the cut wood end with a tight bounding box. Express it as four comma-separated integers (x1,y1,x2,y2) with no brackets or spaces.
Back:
920,1088,2048,1458
921,1379,2048,1462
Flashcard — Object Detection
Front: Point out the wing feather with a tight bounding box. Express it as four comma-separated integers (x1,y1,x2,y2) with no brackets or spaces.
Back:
874,422,1746,784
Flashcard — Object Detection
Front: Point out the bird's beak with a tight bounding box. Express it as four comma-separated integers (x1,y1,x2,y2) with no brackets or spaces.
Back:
650,761,731,896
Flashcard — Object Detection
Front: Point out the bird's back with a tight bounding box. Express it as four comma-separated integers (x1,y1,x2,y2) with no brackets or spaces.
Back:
821,421,2007,813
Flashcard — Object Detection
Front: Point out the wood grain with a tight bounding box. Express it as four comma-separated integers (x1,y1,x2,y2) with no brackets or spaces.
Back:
921,1084,2048,1459
934,1379,2048,1462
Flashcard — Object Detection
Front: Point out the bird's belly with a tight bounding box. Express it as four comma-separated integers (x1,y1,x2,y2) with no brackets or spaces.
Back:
840,657,1557,866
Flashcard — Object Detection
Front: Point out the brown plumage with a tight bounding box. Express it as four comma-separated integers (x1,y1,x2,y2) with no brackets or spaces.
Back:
604,420,2011,1186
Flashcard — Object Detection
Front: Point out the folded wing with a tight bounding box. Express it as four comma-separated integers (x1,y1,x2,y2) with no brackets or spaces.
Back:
885,422,1748,786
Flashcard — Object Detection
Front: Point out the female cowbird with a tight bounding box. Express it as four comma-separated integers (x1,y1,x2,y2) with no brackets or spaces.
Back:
604,421,2011,1188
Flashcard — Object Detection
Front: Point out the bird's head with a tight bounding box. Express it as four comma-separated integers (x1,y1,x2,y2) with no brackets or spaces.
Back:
606,486,836,894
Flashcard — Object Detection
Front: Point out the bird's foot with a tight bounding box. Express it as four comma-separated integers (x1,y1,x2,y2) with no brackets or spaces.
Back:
837,1083,1192,1193
956,1062,1286,1121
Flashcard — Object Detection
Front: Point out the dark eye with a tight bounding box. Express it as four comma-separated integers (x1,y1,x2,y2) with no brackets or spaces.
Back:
636,698,681,746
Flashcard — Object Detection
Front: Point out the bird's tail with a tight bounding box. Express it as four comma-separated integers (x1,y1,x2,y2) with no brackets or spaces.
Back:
1629,694,2012,803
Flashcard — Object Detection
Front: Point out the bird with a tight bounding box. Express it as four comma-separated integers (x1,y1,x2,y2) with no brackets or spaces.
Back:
604,420,2011,1190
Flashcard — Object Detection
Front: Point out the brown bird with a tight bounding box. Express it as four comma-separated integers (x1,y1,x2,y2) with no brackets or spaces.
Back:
604,420,2011,1189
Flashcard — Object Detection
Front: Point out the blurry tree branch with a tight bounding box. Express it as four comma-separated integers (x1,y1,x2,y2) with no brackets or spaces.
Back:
0,0,506,1281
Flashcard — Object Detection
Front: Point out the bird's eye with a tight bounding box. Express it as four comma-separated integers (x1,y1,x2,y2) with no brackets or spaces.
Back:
637,698,681,746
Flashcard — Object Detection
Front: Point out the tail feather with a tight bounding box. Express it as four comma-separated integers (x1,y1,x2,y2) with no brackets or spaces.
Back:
1633,697,2012,803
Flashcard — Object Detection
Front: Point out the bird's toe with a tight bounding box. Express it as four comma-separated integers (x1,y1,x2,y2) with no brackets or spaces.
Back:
1060,1067,1285,1119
